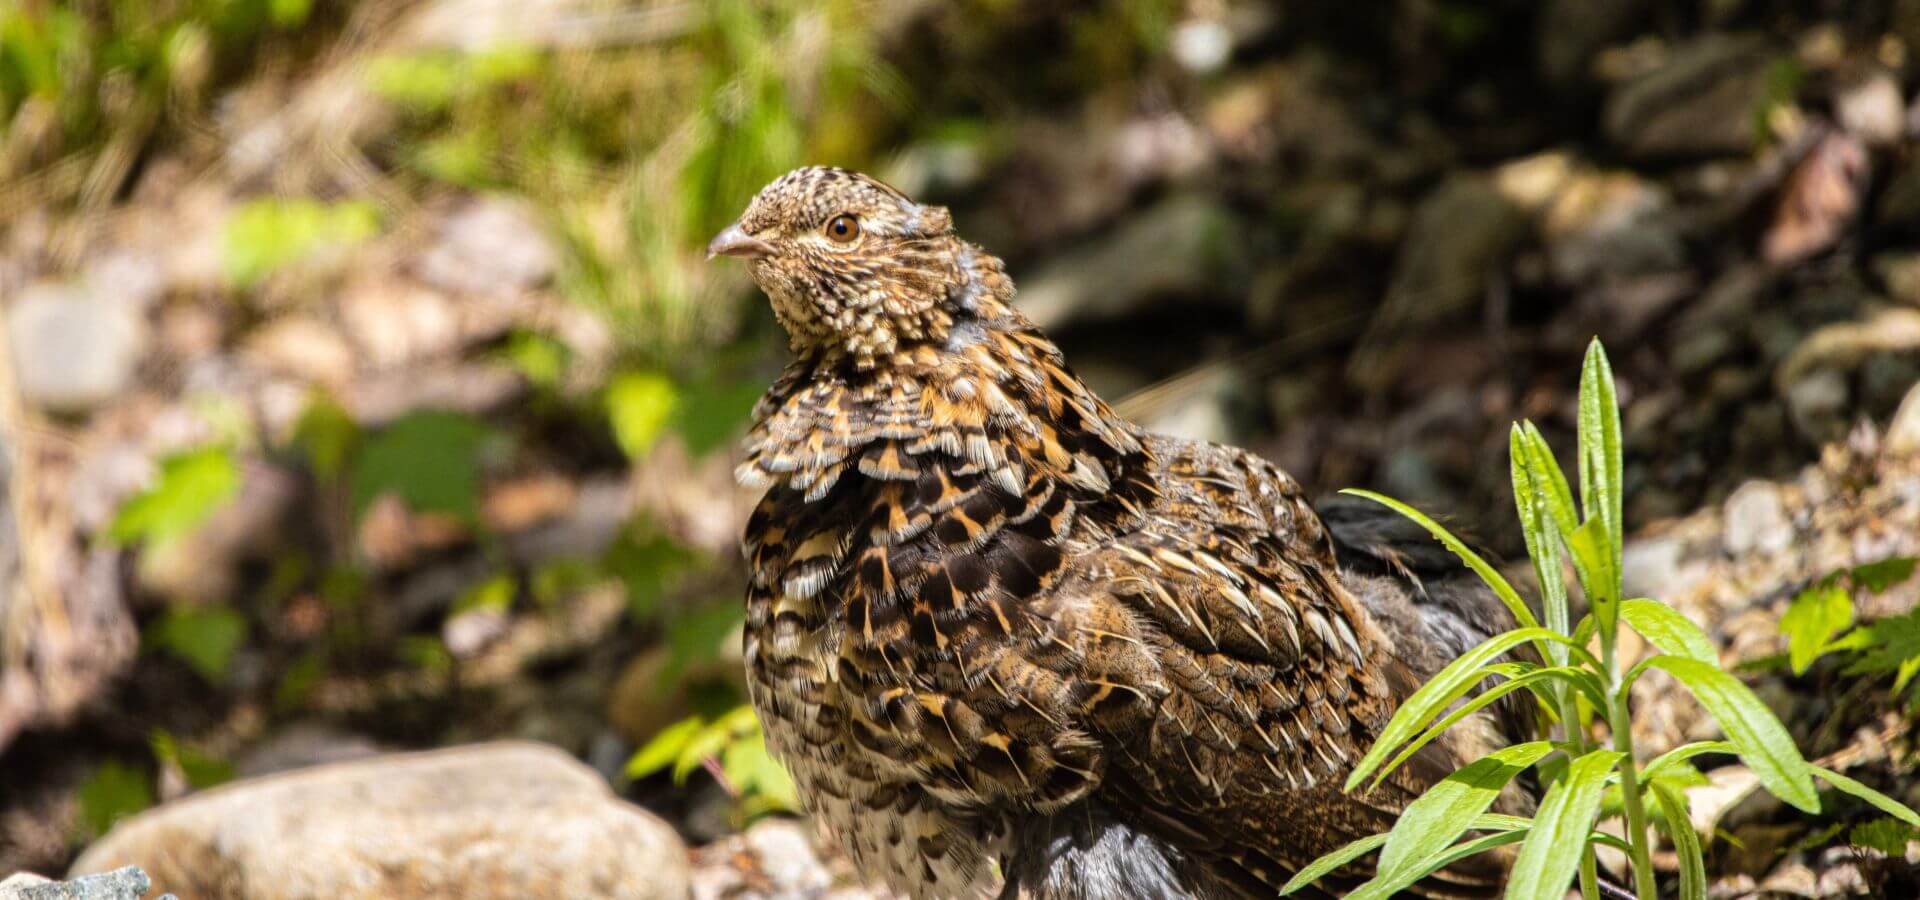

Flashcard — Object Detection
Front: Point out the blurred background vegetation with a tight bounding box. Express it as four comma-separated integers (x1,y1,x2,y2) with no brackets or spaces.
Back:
4,0,1920,895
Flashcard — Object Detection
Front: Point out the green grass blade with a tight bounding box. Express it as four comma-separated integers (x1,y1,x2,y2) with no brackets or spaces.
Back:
1519,421,1581,540
1619,599,1717,663
1375,669,1607,786
1648,657,1818,812
1567,519,1619,632
1576,339,1624,566
1278,832,1390,895
1641,741,1737,783
1651,781,1707,900
1807,765,1920,826
1377,742,1554,877
1345,627,1572,791
1506,748,1624,900
1511,425,1570,653
1347,828,1532,900
1339,489,1541,633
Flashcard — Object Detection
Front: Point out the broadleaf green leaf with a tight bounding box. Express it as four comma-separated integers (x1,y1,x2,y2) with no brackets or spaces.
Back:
1779,584,1853,675
1850,557,1918,594
1650,782,1706,900
607,372,680,461
626,716,705,780
1620,599,1716,664
1807,764,1920,827
147,606,247,683
1648,656,1818,812
1279,832,1390,895
1346,627,1579,790
351,410,493,523
1849,818,1920,856
76,760,152,838
1377,742,1554,877
109,447,241,546
1339,490,1541,634
1506,748,1624,900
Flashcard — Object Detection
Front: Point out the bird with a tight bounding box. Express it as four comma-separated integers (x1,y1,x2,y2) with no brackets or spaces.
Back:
711,166,1534,899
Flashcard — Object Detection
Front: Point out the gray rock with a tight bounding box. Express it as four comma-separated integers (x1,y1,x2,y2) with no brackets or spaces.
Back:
4,867,170,900
1014,195,1239,332
71,742,691,900
8,282,148,414
1835,68,1906,146
0,874,51,896
1604,34,1776,159
1784,368,1851,445
416,199,556,296
1723,479,1792,556
1536,0,1650,83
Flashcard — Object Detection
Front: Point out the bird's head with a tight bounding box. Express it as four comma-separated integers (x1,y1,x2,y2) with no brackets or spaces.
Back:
709,166,1011,366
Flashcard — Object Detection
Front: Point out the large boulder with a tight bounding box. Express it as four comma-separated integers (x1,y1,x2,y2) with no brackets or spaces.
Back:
70,742,690,900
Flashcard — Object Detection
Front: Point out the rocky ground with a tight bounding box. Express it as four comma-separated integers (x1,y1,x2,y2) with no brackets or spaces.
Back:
3,0,1920,897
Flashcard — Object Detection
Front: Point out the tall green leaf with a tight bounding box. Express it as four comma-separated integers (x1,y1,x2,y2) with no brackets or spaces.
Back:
1377,742,1554,877
1807,765,1920,827
1568,519,1619,632
1641,741,1737,783
1346,627,1581,790
1278,833,1390,896
1651,782,1707,900
1346,826,1532,900
1506,749,1624,900
1619,599,1717,664
1648,657,1818,812
1511,425,1569,652
1339,490,1541,634
1576,339,1623,569
1376,669,1605,786
351,410,493,522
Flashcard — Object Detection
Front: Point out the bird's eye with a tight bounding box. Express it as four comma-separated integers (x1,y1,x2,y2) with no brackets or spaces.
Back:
824,214,860,243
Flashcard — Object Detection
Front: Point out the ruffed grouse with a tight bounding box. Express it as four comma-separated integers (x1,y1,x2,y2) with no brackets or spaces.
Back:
712,167,1532,899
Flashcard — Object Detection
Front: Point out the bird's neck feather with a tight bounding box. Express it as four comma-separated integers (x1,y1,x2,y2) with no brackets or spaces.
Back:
738,296,1143,505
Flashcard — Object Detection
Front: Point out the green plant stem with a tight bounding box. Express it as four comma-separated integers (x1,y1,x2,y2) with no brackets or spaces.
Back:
1602,635,1660,900
1579,846,1601,900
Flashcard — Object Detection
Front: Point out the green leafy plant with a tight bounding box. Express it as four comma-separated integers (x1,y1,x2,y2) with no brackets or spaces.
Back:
150,729,234,790
1775,558,1920,704
627,704,797,820
75,760,152,839
109,445,241,547
1285,341,1920,900
147,604,247,683
222,198,382,287
349,409,498,524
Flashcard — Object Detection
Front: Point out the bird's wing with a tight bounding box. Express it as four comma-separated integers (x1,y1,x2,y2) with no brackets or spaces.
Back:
1049,437,1511,898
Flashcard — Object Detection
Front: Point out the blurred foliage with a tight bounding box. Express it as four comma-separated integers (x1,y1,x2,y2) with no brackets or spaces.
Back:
349,410,499,524
74,761,151,840
147,605,248,683
108,446,241,547
627,705,797,821
150,730,235,790
222,198,382,287
1775,557,1920,707
606,372,679,462
0,0,321,196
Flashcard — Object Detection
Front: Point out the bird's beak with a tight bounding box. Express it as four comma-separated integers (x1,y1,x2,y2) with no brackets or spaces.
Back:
707,222,774,261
